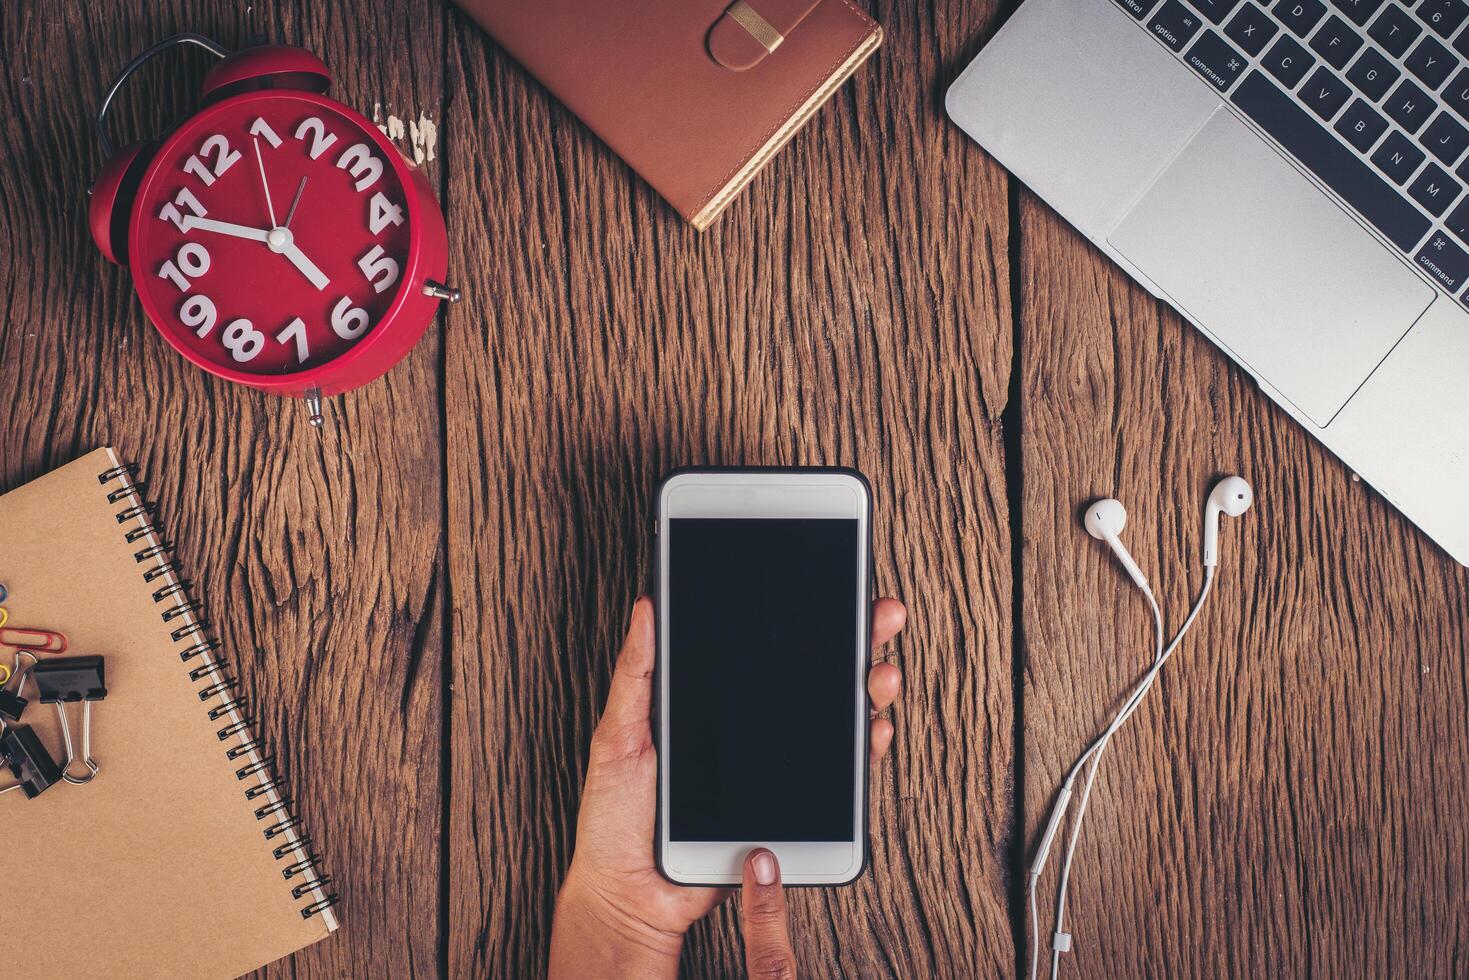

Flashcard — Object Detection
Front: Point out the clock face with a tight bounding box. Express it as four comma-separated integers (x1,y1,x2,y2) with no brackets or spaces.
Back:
131,92,414,378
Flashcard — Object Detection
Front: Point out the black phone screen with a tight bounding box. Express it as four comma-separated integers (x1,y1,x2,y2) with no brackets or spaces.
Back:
667,517,861,842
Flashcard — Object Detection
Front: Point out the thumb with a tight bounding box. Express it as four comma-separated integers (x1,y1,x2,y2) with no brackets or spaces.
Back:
741,849,797,980
591,598,655,752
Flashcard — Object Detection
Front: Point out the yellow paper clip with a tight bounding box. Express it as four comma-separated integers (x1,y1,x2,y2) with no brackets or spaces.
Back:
0,607,8,630
0,662,9,687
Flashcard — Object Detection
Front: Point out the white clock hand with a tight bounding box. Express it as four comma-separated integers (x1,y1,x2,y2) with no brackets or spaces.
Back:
253,137,279,228
181,216,270,242
270,232,330,291
282,244,329,291
182,215,328,290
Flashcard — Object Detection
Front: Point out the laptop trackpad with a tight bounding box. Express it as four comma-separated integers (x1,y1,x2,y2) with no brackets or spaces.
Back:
1109,108,1434,427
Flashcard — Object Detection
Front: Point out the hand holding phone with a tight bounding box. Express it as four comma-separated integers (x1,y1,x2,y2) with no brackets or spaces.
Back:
547,594,904,979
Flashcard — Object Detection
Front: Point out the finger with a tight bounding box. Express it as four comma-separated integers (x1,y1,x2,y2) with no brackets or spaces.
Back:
871,598,906,651
867,662,902,713
597,597,656,734
741,849,797,980
869,717,895,763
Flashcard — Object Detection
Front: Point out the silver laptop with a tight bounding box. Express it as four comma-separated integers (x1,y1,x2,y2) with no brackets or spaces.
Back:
947,0,1469,565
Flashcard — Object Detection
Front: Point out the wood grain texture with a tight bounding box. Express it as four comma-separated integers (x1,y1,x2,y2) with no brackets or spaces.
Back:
0,3,447,977
1018,190,1469,978
440,0,1016,975
8,0,1469,977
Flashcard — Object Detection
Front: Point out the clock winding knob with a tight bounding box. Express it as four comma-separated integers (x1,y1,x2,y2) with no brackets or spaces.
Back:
423,279,461,304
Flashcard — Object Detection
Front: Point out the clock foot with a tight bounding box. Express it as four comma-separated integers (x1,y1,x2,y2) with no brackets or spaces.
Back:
422,279,461,303
305,387,325,428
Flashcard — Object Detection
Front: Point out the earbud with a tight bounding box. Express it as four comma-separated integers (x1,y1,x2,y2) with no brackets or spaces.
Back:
1084,498,1150,592
1203,476,1253,566
1048,477,1254,980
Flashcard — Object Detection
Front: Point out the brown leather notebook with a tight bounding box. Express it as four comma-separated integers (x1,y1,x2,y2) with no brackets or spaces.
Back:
457,0,882,229
2,449,336,977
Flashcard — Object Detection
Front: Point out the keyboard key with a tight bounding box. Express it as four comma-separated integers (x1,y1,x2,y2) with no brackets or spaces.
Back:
1417,0,1469,35
1455,16,1469,55
1369,5,1423,54
1408,160,1462,211
1415,230,1469,288
1372,129,1428,181
1303,65,1355,117
1330,0,1388,25
1384,78,1435,130
1347,48,1401,99
1337,97,1392,147
1150,0,1206,49
1231,71,1431,249
1420,111,1469,162
1444,196,1469,241
1443,67,1469,120
1115,0,1163,20
1276,0,1328,33
1263,35,1317,86
1186,0,1245,21
1226,2,1281,51
1186,31,1250,89
1311,14,1366,66
1404,36,1455,90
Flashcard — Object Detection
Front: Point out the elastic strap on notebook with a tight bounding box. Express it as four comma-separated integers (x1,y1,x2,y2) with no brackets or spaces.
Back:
727,0,784,52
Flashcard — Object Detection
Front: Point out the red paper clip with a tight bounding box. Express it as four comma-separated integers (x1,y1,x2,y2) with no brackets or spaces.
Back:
0,628,67,654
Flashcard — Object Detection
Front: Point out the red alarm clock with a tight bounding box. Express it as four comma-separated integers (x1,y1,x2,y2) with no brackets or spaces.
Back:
89,34,458,426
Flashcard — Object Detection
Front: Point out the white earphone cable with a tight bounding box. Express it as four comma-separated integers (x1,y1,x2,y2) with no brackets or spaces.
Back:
1048,590,1163,980
1030,568,1217,980
1028,589,1162,980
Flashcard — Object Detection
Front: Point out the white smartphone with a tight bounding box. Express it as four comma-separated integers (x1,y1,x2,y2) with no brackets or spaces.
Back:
654,468,873,886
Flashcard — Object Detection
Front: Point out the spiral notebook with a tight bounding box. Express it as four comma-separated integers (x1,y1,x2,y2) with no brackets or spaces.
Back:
0,448,337,978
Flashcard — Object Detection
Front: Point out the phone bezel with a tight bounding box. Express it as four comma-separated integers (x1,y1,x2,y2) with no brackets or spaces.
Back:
653,467,872,887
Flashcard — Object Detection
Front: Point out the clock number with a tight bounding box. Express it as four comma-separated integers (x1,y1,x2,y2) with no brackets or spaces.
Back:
221,318,265,363
179,295,218,338
331,297,371,341
276,317,310,364
249,117,282,149
157,243,211,291
357,244,400,294
368,192,404,235
294,117,338,160
182,134,242,186
336,143,382,192
159,187,208,231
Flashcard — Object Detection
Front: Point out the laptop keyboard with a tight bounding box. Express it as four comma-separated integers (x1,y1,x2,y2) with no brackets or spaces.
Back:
1113,0,1469,299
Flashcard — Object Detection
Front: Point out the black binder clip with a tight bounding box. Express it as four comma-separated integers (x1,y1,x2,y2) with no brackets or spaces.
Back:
32,656,106,785
0,651,38,726
0,724,64,798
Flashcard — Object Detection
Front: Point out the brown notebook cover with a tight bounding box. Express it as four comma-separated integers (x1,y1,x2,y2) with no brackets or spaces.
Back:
1,449,336,978
457,0,882,228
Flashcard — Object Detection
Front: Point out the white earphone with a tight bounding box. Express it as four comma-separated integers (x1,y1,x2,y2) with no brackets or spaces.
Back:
1031,477,1254,980
1204,475,1254,566
1083,497,1148,590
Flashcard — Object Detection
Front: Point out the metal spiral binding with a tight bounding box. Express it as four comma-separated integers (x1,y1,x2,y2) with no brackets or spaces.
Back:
98,461,338,921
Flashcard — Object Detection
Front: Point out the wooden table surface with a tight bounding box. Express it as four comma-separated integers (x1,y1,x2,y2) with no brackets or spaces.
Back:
4,1,1467,977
